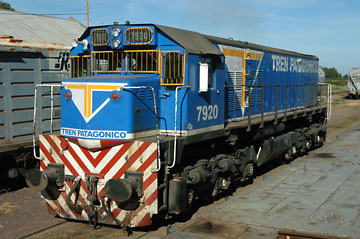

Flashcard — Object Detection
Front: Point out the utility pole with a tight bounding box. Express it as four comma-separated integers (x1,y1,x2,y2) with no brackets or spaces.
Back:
87,0,89,27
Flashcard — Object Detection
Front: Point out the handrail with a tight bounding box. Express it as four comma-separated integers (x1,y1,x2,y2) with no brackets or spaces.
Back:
33,83,162,170
227,83,331,127
318,83,332,120
118,86,161,173
168,85,190,169
33,84,61,160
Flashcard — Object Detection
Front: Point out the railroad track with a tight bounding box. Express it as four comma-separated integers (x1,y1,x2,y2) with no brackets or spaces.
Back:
278,230,351,239
18,221,68,239
18,220,152,239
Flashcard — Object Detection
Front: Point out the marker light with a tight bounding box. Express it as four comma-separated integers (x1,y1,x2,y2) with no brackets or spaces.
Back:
72,39,79,48
111,92,119,101
65,91,71,99
60,139,69,150
111,26,121,37
111,38,121,48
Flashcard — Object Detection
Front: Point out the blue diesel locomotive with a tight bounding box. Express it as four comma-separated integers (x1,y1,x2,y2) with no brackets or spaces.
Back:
25,23,329,228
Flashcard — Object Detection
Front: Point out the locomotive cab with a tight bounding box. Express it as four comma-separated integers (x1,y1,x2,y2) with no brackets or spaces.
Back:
62,23,227,150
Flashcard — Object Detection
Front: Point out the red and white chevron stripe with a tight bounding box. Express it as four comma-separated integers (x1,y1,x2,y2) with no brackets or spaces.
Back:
39,134,158,227
67,137,128,151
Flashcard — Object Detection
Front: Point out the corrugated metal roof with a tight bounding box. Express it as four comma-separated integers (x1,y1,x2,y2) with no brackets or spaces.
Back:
155,24,317,59
0,9,85,47
206,35,318,60
155,25,223,55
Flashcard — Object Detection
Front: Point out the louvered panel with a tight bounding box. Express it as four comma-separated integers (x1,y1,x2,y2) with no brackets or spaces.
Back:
226,71,242,112
147,89,153,100
234,71,242,107
138,89,146,100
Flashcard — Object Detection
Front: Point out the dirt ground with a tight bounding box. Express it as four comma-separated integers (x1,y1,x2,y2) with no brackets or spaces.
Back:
1,90,359,239
326,90,360,141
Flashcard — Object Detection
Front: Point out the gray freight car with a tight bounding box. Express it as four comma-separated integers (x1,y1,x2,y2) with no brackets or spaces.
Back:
0,40,69,192
347,67,360,99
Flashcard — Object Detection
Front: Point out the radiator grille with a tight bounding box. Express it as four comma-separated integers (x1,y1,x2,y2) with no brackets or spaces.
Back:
91,29,109,46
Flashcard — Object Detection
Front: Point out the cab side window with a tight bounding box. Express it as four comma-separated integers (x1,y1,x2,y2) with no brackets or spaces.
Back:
199,58,215,91
162,52,184,85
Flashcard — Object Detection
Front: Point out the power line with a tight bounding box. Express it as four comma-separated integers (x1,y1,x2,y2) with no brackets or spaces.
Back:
0,0,138,24
40,13,87,16
60,0,137,13
0,12,86,16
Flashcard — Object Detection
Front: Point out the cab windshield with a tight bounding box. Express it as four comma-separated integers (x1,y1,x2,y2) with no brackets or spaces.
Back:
70,50,185,86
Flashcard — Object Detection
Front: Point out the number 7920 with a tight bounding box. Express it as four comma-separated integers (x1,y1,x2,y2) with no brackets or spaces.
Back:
196,105,218,121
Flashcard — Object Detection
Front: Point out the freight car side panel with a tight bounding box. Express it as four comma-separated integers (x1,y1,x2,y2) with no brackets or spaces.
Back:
0,47,69,152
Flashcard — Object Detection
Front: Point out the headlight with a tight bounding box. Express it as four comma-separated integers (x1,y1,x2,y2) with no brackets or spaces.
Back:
111,26,121,37
81,39,89,50
111,38,121,48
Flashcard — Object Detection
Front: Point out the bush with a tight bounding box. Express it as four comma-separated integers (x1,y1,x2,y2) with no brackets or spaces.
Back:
325,77,347,87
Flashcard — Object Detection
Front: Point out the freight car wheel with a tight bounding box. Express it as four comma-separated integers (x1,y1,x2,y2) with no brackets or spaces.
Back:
0,170,25,193
0,155,28,193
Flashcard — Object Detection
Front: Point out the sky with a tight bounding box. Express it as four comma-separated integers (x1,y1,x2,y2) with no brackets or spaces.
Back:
9,0,360,75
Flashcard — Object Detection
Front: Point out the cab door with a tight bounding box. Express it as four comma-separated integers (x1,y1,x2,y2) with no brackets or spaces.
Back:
191,56,224,133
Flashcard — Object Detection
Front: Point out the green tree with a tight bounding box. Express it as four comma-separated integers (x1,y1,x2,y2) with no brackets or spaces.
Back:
0,1,14,10
322,67,341,78
323,66,346,87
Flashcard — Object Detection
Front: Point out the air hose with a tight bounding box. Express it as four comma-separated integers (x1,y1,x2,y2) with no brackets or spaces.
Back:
101,196,126,230
66,176,83,214
85,176,99,228
87,208,98,228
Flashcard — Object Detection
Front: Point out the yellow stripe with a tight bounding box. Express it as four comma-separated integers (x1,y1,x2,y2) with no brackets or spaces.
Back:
88,85,121,90
223,48,263,60
66,84,120,118
87,85,120,118
223,48,244,57
66,85,89,117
